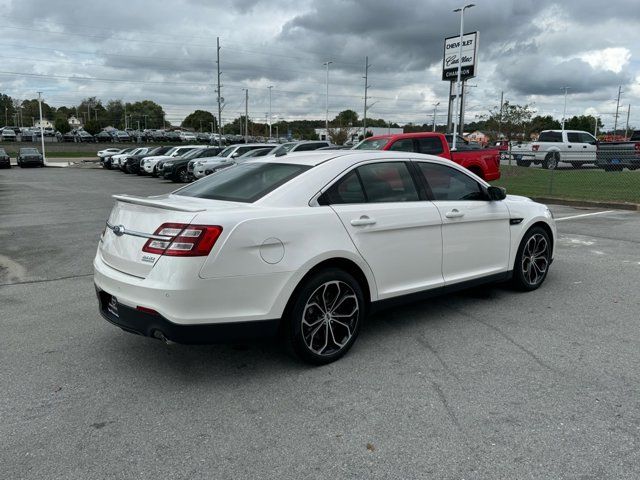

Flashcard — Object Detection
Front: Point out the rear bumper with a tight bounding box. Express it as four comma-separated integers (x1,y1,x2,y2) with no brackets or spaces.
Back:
96,287,279,343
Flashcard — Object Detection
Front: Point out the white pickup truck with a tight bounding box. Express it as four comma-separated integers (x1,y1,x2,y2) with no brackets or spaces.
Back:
528,130,598,169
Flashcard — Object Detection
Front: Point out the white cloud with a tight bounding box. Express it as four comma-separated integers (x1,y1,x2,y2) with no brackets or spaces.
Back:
580,48,631,73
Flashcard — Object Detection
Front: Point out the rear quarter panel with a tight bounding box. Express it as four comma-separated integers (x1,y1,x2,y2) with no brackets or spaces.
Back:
450,149,501,181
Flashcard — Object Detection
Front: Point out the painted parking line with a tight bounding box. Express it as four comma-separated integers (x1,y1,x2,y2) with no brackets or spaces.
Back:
555,210,621,221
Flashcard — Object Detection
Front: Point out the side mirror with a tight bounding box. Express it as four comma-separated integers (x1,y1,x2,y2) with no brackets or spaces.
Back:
487,186,507,201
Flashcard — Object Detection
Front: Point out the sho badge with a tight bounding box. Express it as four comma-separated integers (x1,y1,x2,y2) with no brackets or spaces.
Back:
141,255,156,264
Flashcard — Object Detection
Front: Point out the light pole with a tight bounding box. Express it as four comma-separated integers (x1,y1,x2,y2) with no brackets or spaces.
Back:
143,114,149,130
561,86,570,130
323,61,333,139
432,102,440,132
451,3,474,151
242,88,249,143
37,92,46,165
267,85,273,139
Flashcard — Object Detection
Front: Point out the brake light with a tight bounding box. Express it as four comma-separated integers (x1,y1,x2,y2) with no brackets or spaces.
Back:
634,143,640,155
532,145,540,151
142,223,223,257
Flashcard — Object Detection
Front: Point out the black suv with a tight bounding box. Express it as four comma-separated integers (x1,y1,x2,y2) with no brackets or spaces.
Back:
0,147,10,168
162,147,223,182
125,146,174,175
17,147,44,167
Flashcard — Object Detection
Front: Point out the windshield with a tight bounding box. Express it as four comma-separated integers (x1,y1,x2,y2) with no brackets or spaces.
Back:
181,148,205,160
21,148,39,154
175,162,311,203
0,148,6,155
271,143,296,155
172,147,196,157
218,146,236,157
353,138,390,150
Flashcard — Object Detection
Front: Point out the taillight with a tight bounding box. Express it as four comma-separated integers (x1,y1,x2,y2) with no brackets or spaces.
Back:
532,145,540,151
142,223,222,257
634,143,640,155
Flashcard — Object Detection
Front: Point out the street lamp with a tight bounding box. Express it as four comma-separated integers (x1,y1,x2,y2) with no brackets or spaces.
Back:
323,61,333,139
268,85,273,139
561,86,570,130
432,102,440,132
451,3,475,151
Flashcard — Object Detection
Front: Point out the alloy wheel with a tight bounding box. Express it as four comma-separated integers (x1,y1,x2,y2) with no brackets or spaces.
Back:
301,281,359,356
521,233,549,286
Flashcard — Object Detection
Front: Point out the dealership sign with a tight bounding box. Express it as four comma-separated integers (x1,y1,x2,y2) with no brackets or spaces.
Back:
442,31,478,81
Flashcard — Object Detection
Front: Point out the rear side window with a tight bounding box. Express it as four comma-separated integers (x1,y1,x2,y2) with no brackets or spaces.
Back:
538,131,562,142
323,171,366,204
358,162,419,202
417,137,444,155
176,163,311,203
388,139,415,152
417,162,485,201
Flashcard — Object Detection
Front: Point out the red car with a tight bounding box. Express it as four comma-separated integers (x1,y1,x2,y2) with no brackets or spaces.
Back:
355,132,501,181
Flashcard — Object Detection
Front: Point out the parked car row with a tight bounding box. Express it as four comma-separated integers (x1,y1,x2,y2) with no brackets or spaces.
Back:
99,141,333,183
0,146,46,168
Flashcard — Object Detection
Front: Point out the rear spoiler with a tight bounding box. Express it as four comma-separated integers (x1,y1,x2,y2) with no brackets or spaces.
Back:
112,194,206,212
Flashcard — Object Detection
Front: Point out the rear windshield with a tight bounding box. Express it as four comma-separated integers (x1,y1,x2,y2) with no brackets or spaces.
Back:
175,162,311,203
538,131,563,142
354,138,390,150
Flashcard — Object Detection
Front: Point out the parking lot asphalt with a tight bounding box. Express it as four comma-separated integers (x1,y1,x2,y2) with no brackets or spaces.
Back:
2,167,640,479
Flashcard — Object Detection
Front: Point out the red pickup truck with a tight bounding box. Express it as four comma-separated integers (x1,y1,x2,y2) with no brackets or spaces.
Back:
354,132,501,181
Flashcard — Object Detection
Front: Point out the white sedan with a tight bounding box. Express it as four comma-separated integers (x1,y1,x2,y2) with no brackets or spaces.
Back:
94,151,556,364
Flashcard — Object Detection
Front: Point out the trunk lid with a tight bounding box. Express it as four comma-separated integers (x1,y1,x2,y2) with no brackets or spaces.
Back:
100,194,205,278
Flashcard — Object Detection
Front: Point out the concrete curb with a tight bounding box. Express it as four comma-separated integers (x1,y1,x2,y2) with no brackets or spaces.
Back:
532,196,640,211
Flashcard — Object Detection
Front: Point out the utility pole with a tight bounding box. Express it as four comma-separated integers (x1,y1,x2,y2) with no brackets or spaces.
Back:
37,92,46,165
267,85,273,139
143,114,148,130
613,85,622,136
363,56,371,138
594,116,598,137
87,101,90,124
561,86,570,130
451,4,474,151
625,104,631,139
323,61,333,139
498,91,504,138
243,88,249,144
216,37,223,147
432,102,440,132
124,103,127,130
4,106,7,125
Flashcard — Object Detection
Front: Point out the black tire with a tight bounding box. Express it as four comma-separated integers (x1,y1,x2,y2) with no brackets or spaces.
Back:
511,226,552,291
152,166,158,177
176,167,189,183
284,268,365,365
516,160,531,167
542,153,559,170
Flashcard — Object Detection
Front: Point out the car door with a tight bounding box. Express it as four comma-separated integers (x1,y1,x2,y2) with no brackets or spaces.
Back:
579,132,597,163
415,161,510,285
323,161,444,299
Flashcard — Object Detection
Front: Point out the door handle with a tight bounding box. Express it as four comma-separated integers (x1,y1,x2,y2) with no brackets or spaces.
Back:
583,145,587,148
350,215,377,226
567,145,572,148
445,209,465,219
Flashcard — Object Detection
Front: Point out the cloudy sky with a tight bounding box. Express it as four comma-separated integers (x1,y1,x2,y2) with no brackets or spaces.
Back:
0,0,639,129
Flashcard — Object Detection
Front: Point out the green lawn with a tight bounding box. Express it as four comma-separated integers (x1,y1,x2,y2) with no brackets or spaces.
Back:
493,166,640,203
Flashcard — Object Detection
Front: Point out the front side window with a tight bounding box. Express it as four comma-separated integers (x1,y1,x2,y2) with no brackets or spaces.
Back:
176,163,311,203
580,132,596,144
417,162,486,201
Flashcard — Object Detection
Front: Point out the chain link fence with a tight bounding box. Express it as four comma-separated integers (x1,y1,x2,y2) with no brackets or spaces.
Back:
493,141,640,205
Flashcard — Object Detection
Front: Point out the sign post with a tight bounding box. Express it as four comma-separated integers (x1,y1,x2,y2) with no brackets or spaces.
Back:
442,31,478,139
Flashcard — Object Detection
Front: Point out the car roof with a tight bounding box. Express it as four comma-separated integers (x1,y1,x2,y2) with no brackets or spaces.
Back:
247,150,449,167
